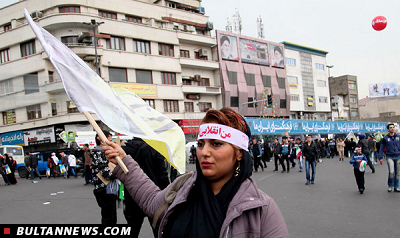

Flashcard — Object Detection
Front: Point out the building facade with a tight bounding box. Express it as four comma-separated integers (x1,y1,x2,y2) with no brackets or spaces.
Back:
329,75,359,121
0,0,220,149
359,96,400,122
216,30,290,118
283,41,331,121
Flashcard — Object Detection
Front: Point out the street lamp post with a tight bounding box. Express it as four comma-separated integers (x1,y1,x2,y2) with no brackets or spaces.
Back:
83,19,104,75
326,65,334,78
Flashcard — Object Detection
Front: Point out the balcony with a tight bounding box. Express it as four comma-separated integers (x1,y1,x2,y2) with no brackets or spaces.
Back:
177,32,215,46
182,85,221,95
44,78,65,93
180,58,219,70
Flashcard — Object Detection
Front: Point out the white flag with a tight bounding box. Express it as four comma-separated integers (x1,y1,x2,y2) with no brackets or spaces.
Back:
24,9,186,173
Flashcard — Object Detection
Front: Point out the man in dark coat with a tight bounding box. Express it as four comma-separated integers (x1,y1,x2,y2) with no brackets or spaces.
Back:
122,137,170,237
357,133,375,173
303,135,319,185
28,152,41,180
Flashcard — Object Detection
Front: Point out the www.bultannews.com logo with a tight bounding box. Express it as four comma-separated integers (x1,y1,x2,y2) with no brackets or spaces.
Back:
3,226,131,236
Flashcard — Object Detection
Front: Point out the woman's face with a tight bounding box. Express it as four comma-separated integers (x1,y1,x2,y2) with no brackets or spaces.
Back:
197,139,239,183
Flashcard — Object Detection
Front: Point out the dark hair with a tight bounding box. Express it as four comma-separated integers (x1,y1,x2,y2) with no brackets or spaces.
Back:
274,45,283,55
220,35,230,45
387,123,395,130
95,130,112,146
282,136,287,140
84,144,89,147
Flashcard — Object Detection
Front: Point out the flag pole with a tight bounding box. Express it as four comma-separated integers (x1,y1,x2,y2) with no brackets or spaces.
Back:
83,111,129,174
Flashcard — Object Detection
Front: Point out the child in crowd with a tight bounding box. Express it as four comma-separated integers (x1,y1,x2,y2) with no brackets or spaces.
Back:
349,147,368,194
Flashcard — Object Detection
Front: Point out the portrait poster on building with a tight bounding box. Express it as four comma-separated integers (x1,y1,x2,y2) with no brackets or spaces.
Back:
270,44,284,68
369,82,399,98
239,38,269,65
219,34,238,61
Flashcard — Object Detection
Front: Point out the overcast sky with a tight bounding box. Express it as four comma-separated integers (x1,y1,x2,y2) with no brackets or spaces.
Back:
2,0,399,99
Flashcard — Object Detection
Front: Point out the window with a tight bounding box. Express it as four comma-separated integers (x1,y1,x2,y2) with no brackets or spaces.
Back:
99,10,117,19
195,52,208,60
230,97,239,107
319,96,328,103
290,94,299,101
317,80,326,87
348,82,356,90
4,23,11,32
136,70,152,84
162,72,176,85
248,97,256,108
199,102,212,112
2,110,16,124
107,36,125,50
278,77,286,89
315,63,325,70
286,58,296,66
307,96,314,107
0,79,13,95
350,95,358,104
24,73,39,94
245,73,255,86
182,79,191,85
61,36,79,45
164,100,179,112
262,75,271,87
184,102,194,112
67,101,79,113
59,6,80,13
180,50,190,58
51,103,57,116
280,99,287,108
20,40,36,57
144,99,155,109
198,78,210,87
27,104,42,120
228,71,238,84
125,15,142,23
109,67,127,82
48,71,54,83
1,48,10,63
133,39,150,54
287,76,298,84
351,109,359,118
159,43,174,57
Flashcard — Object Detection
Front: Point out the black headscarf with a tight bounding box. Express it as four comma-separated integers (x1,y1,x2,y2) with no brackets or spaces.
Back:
164,150,253,238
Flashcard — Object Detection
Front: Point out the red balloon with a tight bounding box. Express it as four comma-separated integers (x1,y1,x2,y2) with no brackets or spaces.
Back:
372,16,387,31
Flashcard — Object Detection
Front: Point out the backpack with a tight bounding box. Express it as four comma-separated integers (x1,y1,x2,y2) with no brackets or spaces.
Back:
281,143,289,155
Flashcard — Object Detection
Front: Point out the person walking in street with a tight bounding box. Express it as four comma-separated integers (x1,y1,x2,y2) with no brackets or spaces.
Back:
303,135,319,185
350,147,369,194
379,123,400,192
357,133,375,173
51,153,60,177
102,108,289,238
28,152,42,180
289,138,297,169
279,136,292,173
261,140,270,168
328,139,336,159
4,154,17,185
348,138,357,158
47,155,56,179
60,152,69,178
24,152,31,179
367,135,375,164
272,138,281,172
0,154,11,185
190,145,197,164
122,137,170,237
92,131,118,224
295,138,303,172
67,152,78,178
83,144,93,185
251,138,263,172
337,138,345,161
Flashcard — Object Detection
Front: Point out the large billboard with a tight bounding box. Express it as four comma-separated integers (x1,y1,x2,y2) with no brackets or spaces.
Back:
369,82,398,98
239,38,269,65
270,44,284,68
219,34,238,61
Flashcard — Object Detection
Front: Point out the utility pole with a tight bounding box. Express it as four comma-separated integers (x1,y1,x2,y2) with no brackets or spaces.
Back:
83,19,104,75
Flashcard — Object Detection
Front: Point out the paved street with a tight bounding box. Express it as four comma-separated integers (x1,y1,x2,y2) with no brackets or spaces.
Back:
1,157,399,238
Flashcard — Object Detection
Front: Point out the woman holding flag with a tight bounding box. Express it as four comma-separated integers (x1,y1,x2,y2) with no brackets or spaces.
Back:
103,108,289,238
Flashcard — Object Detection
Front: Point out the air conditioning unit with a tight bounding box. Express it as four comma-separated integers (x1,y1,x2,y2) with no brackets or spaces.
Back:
31,11,43,19
206,22,214,30
184,25,195,32
178,25,185,31
199,49,208,57
78,33,93,44
173,23,179,30
194,74,201,81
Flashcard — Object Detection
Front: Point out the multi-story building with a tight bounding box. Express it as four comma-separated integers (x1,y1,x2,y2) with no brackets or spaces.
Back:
282,41,331,120
329,75,359,121
216,30,290,118
359,96,400,122
0,0,220,149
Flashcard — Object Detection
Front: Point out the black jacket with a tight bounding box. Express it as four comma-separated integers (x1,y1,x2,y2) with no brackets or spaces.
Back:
123,138,170,189
357,139,369,154
272,142,281,156
28,154,39,168
303,141,319,161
